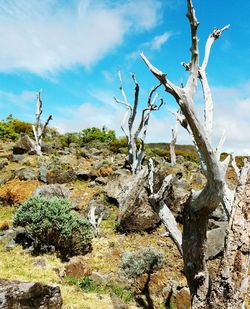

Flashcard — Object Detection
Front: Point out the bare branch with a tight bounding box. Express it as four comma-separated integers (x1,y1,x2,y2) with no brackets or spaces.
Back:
216,130,226,160
185,0,199,99
200,25,230,142
148,159,182,254
114,96,131,109
43,115,52,133
88,204,103,236
201,25,230,71
114,96,132,137
231,153,240,179
130,73,140,128
140,53,183,101
148,83,162,106
118,70,129,107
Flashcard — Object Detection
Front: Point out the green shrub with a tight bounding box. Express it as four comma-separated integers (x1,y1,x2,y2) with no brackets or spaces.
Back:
12,119,33,136
122,246,164,278
56,132,82,148
109,137,128,153
0,120,19,140
0,114,35,141
13,196,95,260
81,127,116,144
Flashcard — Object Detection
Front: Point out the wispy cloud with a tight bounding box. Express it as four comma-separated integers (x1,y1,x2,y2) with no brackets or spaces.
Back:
0,0,162,76
0,90,36,109
54,101,124,134
151,32,172,50
126,31,173,61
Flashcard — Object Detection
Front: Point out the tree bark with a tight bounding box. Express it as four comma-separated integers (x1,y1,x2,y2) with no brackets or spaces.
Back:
208,163,250,309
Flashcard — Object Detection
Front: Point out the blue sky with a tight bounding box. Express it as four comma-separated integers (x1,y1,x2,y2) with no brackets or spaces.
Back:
0,0,250,153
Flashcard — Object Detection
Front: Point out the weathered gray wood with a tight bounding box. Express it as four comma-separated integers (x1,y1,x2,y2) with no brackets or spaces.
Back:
32,91,52,156
147,159,182,254
170,121,178,166
141,0,248,307
114,71,163,174
209,161,250,308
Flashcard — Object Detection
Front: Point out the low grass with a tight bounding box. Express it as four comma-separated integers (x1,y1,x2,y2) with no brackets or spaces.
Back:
65,276,133,304
0,242,121,309
0,204,15,223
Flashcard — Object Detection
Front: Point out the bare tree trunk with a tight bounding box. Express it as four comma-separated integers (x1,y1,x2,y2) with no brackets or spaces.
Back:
32,91,52,156
182,196,211,308
140,0,249,307
209,162,250,309
170,121,178,166
114,72,163,174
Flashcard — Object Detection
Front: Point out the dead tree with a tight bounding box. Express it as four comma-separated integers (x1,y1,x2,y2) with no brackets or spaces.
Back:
114,71,163,174
141,1,250,307
32,91,52,156
170,118,178,166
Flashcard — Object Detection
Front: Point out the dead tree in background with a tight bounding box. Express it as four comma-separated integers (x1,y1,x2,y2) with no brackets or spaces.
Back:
114,71,163,174
170,119,178,165
141,0,250,307
32,91,52,156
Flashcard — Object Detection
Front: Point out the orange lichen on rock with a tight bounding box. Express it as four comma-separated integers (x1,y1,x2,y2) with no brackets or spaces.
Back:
0,179,41,205
0,220,9,230
97,165,113,177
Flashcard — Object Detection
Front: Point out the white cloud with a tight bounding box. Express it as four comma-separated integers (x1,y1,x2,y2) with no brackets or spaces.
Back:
151,32,172,50
0,90,36,109
126,31,172,62
53,100,124,134
0,0,162,76
211,83,250,155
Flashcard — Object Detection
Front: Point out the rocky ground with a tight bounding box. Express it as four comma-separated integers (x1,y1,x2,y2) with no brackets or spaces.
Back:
0,136,241,309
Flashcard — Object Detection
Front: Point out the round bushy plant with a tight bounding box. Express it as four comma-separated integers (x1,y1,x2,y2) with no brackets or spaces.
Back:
122,246,164,278
13,196,95,259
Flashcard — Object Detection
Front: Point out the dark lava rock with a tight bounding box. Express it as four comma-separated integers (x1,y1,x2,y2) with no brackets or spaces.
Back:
0,279,63,309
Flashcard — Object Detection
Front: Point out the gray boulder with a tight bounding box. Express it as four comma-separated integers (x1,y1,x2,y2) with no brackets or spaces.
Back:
0,279,62,309
205,227,227,260
106,168,160,232
13,135,36,154
46,168,76,184
32,184,70,199
39,166,48,183
9,154,25,163
13,167,37,181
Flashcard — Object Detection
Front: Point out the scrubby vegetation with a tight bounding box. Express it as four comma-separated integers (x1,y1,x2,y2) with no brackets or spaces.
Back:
122,246,164,278
65,275,133,303
13,196,95,260
0,114,58,142
0,115,32,140
0,119,246,308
